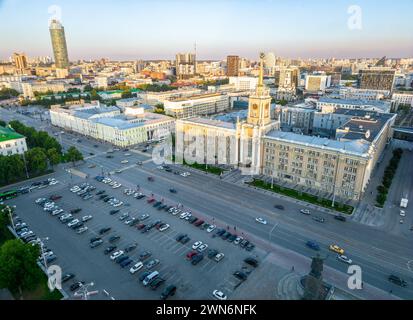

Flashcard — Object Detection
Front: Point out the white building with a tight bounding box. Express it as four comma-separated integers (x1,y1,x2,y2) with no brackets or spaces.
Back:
339,87,390,100
317,97,391,114
392,92,413,107
138,88,203,105
96,76,108,89
305,75,331,92
0,126,28,156
21,81,67,99
116,98,141,110
229,76,259,91
164,93,230,119
50,103,175,146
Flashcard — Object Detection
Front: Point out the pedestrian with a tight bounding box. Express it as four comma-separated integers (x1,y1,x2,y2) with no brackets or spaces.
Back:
291,266,295,272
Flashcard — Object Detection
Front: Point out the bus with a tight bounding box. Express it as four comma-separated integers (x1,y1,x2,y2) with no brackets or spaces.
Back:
0,190,18,202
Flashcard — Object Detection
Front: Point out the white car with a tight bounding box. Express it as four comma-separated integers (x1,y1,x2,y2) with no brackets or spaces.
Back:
109,181,116,186
124,153,131,156
400,210,406,217
82,215,93,222
255,217,267,225
157,166,164,170
159,224,170,232
121,160,129,164
214,253,225,262
110,250,124,260
113,201,123,207
234,237,243,245
113,184,121,189
180,172,191,177
212,290,227,300
180,212,190,219
60,214,73,221
206,225,216,233
52,209,64,216
35,197,46,204
192,241,203,250
49,180,58,185
76,226,88,234
67,219,80,227
198,244,208,252
70,186,80,192
129,262,144,274
300,209,311,215
337,255,353,264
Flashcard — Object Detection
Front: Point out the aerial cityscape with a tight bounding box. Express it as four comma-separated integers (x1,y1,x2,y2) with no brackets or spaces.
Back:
0,0,412,305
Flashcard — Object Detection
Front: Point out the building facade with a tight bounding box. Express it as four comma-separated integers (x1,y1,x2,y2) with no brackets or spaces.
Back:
227,55,240,77
392,92,413,107
49,19,70,69
176,53,196,79
229,76,259,91
0,126,28,156
164,93,230,119
305,75,331,92
317,97,392,113
358,68,395,91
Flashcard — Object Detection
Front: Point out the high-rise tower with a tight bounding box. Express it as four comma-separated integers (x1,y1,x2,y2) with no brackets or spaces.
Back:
49,19,69,69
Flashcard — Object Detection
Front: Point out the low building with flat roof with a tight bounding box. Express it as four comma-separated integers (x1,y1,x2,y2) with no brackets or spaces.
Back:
317,97,391,113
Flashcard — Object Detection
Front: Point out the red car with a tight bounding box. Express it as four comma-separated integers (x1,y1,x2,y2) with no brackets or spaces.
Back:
49,195,62,201
194,220,205,227
136,224,146,230
147,198,155,204
186,251,198,260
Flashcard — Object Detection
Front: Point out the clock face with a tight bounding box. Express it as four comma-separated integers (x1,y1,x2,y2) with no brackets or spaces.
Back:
253,104,258,110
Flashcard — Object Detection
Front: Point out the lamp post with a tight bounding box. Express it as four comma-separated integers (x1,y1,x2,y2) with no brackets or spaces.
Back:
2,205,16,231
75,282,95,300
38,237,49,269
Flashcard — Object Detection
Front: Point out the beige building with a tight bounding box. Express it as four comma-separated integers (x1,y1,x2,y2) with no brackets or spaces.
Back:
164,93,230,119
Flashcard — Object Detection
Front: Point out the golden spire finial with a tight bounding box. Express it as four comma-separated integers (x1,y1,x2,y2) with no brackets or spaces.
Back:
258,52,265,87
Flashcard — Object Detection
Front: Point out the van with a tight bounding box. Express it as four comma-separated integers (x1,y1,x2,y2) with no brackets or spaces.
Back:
143,271,159,286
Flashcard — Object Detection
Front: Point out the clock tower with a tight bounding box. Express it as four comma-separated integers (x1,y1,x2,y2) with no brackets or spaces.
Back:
247,52,272,126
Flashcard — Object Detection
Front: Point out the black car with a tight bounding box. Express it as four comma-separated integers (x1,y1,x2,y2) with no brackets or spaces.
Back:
124,243,137,253
181,236,190,244
169,188,177,193
72,222,84,230
109,235,121,243
215,229,225,237
191,254,204,265
244,257,259,268
240,240,249,248
150,277,165,290
233,271,248,281
62,273,75,283
208,249,219,259
312,216,325,223
188,216,198,224
120,258,133,268
104,246,117,254
158,204,167,210
139,271,151,282
222,232,231,240
90,236,101,243
228,234,237,242
116,256,129,264
334,215,347,222
274,204,285,210
110,210,120,215
99,195,108,200
70,208,82,214
153,201,162,208
139,251,152,260
388,275,407,287
245,243,255,252
160,285,177,300
176,234,186,242
96,190,105,195
99,227,111,235
70,281,85,291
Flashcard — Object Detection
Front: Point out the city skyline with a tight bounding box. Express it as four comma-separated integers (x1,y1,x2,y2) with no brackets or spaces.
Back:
1,0,413,61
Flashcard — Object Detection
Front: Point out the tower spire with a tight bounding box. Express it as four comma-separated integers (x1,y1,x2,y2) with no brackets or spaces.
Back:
258,52,265,87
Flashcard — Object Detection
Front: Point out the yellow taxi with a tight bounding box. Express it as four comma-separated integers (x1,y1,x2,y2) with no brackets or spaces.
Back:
329,244,345,255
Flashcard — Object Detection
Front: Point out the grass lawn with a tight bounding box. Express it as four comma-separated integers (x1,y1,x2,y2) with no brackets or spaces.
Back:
19,273,63,300
249,179,354,215
170,155,225,175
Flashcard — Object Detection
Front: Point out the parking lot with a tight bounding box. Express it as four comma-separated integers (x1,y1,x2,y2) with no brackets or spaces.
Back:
7,174,266,300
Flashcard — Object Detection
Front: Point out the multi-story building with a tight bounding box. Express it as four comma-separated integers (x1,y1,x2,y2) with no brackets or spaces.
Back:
138,88,203,105
50,103,175,146
317,97,392,113
176,53,196,79
226,55,240,77
12,53,28,74
277,67,299,100
358,68,395,91
0,126,28,156
280,106,315,134
21,81,67,99
339,87,391,100
229,76,259,91
392,92,413,107
305,74,331,92
262,111,396,201
164,93,230,118
49,19,70,69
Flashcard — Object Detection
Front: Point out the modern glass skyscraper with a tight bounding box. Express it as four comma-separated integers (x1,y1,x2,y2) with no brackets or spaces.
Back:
49,19,69,69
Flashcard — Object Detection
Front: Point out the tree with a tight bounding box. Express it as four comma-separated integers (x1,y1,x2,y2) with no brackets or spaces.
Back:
47,148,61,169
25,148,48,174
0,119,6,127
0,239,42,298
65,146,83,165
0,205,11,242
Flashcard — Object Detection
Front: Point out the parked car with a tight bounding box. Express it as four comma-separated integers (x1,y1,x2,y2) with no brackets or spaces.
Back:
61,273,75,283
312,216,325,223
70,281,85,291
99,227,111,235
212,290,227,300
334,215,347,222
124,243,138,253
150,277,165,290
160,285,177,300
145,259,160,270
244,257,259,268
130,262,144,274
82,215,93,222
104,246,117,255
233,271,248,281
255,217,267,225
109,235,121,243
300,209,311,215
214,253,225,262
191,254,204,265
90,239,103,248
274,204,285,210
110,250,124,260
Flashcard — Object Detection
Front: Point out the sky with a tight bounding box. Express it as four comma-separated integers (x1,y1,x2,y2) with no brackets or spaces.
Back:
0,0,412,61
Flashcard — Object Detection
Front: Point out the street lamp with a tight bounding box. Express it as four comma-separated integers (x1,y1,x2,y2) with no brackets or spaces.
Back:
37,237,49,269
75,282,95,300
2,205,16,231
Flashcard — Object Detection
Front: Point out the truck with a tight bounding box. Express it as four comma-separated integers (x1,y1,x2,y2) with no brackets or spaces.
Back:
400,197,408,208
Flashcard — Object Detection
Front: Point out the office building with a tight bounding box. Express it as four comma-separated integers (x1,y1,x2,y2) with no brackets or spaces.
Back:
0,126,28,156
226,55,240,77
164,93,230,119
49,19,70,69
277,67,299,100
229,76,259,91
305,74,331,92
358,68,395,91
12,53,28,73
317,97,392,113
392,92,413,107
50,103,175,147
176,53,196,79
280,106,315,134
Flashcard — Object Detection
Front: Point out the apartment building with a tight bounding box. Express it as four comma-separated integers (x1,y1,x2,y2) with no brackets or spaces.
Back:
0,126,28,156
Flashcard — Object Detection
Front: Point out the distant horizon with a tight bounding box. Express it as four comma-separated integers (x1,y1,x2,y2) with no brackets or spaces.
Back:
1,0,413,61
